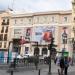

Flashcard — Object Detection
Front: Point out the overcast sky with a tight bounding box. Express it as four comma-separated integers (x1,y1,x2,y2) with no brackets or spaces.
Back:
0,0,72,12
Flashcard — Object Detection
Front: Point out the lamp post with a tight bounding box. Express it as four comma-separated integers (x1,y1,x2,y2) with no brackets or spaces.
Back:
48,37,54,75
72,26,75,65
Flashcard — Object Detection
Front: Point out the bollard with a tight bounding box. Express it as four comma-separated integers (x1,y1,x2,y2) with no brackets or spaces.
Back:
10,70,13,75
38,69,40,75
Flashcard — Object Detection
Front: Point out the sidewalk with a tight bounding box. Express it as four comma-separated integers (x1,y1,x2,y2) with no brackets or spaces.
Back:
0,62,75,75
0,69,75,75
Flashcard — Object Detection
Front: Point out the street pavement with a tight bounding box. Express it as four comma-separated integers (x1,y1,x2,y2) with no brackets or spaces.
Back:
0,62,75,75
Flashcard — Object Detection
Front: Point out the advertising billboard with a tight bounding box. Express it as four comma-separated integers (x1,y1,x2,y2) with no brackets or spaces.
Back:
33,26,55,44
14,27,32,41
24,27,32,41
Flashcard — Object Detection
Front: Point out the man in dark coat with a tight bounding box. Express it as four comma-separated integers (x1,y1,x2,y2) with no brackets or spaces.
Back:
64,57,69,75
59,57,65,75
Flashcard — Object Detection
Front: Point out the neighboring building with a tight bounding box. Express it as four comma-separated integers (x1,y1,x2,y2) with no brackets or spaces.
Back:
72,0,75,61
0,10,11,51
0,10,12,63
0,10,73,60
10,10,73,57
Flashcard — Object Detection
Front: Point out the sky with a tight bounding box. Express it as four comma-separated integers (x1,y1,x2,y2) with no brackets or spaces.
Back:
0,0,72,12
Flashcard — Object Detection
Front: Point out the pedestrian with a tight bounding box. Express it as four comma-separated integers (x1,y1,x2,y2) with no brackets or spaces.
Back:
34,55,39,70
56,57,60,66
59,57,65,75
13,58,16,69
64,57,69,75
54,57,57,64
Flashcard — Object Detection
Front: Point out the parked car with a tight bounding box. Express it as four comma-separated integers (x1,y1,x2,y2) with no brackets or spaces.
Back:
16,55,23,59
23,54,33,58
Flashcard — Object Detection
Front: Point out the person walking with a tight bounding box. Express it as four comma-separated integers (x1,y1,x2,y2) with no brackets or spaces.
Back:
59,57,65,75
34,55,39,70
64,57,69,75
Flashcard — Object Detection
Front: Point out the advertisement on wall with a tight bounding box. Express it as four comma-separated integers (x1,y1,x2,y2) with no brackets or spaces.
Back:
14,28,23,38
14,27,32,41
24,27,32,41
33,26,55,44
59,26,70,51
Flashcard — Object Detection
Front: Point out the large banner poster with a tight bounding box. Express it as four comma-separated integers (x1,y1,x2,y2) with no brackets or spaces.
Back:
59,26,70,44
24,27,32,41
14,27,32,41
59,26,71,51
33,26,55,44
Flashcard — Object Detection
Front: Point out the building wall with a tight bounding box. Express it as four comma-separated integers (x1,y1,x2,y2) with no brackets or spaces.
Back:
0,10,72,57
0,11,11,51
10,10,73,57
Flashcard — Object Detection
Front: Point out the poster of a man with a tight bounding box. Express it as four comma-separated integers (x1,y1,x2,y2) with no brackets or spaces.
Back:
25,28,31,41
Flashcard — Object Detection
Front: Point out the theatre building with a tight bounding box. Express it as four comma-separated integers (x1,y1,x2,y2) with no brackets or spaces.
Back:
10,10,73,58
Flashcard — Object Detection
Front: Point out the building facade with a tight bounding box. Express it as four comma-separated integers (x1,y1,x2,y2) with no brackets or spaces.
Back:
10,10,73,57
72,0,75,62
0,11,11,50
0,10,12,63
0,10,74,61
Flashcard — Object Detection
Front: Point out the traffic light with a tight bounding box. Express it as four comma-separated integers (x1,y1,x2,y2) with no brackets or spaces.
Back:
48,37,57,54
48,37,54,50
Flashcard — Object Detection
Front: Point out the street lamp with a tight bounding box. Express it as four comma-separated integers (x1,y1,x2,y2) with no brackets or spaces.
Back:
48,37,57,75
72,26,75,65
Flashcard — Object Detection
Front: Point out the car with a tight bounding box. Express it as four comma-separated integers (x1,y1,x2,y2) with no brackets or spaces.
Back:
23,54,33,58
23,55,29,58
16,55,23,59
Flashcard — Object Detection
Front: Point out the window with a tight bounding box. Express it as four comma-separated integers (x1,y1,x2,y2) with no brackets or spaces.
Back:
44,16,47,23
4,42,7,48
4,34,7,41
0,34,3,41
20,19,23,24
25,47,29,54
42,47,47,55
7,19,9,25
0,42,2,48
14,19,17,24
2,19,9,25
51,16,54,22
5,26,8,33
1,26,4,33
2,19,6,25
34,47,39,55
37,17,39,23
64,17,67,22
29,18,31,24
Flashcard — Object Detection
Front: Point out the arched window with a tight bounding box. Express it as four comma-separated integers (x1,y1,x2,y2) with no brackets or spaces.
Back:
34,47,39,56
42,47,47,55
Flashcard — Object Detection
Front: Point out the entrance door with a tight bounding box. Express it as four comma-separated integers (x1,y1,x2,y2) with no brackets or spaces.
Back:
34,47,39,56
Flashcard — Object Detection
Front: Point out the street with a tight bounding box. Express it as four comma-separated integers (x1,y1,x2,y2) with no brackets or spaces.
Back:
0,62,75,75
